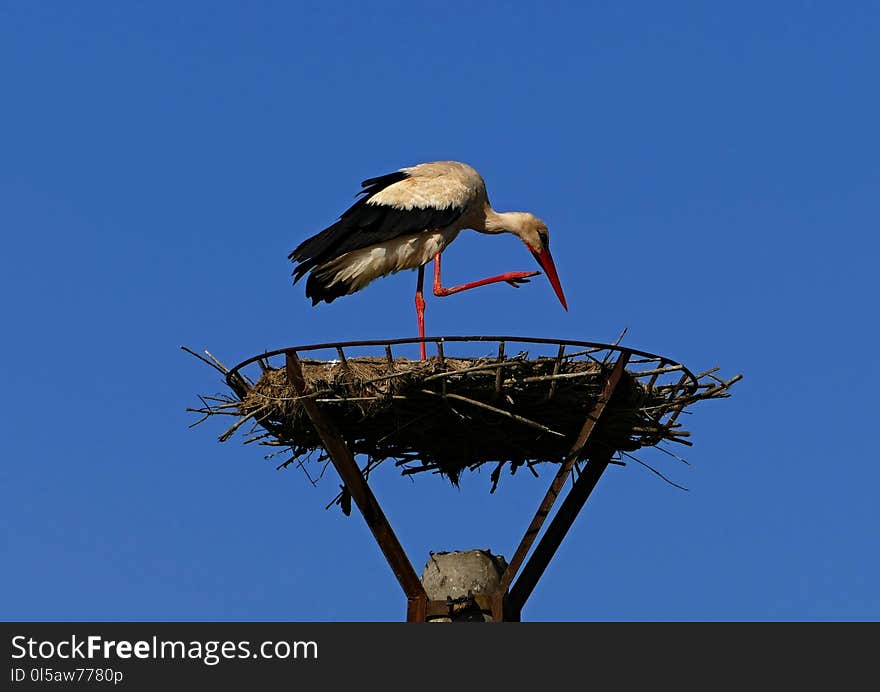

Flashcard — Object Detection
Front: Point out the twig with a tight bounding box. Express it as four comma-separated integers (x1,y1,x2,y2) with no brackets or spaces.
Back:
219,407,266,442
420,358,521,383
561,346,606,360
313,396,409,403
516,369,603,385
494,341,505,399
655,444,691,465
620,451,689,491
629,364,685,378
204,350,231,374
489,462,504,493
546,344,565,400
187,412,212,428
385,345,394,373
419,389,565,437
180,345,227,375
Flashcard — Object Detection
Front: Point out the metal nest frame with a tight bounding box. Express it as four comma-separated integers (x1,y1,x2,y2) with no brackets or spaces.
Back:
187,335,740,621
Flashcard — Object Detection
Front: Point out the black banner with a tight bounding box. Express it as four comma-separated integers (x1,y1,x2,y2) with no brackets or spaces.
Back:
2,622,873,690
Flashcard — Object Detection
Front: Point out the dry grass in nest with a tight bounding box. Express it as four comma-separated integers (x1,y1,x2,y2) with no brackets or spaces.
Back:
187,345,739,492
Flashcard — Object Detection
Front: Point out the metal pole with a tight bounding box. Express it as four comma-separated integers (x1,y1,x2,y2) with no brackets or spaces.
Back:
285,351,428,619
508,449,614,613
497,352,631,597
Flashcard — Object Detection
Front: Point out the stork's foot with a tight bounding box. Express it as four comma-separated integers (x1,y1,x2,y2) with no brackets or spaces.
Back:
504,270,540,288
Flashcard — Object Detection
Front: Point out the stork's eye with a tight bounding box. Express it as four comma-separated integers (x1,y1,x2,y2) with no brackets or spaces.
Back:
537,230,549,248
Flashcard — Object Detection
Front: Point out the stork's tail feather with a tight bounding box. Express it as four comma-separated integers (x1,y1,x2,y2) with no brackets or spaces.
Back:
289,219,345,268
291,257,316,284
304,270,353,305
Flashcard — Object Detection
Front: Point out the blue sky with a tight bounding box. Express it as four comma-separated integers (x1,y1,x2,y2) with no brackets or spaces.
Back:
1,2,878,621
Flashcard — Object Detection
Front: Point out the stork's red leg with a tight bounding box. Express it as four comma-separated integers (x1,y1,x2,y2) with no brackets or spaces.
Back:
415,264,427,361
432,253,539,297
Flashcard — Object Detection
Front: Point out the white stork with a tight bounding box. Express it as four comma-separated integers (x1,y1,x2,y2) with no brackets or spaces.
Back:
289,161,568,359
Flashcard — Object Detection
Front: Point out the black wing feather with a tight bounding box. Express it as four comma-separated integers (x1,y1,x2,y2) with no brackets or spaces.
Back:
289,170,465,286
357,171,409,198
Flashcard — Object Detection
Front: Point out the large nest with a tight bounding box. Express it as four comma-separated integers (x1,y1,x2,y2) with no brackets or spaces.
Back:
187,338,740,491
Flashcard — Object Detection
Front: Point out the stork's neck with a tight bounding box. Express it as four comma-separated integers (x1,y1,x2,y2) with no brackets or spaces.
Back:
480,209,530,236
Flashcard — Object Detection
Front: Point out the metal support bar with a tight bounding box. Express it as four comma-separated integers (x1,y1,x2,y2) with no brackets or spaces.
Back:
490,592,505,623
284,346,634,622
406,596,428,623
285,352,428,619
496,351,631,596
507,449,614,613
424,595,494,620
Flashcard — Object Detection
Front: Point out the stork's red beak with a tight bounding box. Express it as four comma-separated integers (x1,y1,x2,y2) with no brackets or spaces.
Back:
531,248,568,311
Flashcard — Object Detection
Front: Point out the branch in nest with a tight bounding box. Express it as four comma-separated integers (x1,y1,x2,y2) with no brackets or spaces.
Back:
219,406,266,442
181,345,228,375
419,389,565,438
620,451,689,491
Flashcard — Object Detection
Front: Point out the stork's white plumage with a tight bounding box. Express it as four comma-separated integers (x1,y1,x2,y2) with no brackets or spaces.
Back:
289,161,568,358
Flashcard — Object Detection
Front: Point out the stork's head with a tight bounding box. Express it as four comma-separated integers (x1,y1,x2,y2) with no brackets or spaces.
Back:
498,212,568,311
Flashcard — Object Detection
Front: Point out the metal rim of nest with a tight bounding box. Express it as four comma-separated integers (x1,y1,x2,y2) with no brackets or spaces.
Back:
225,335,701,394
